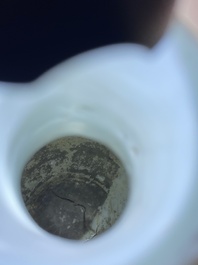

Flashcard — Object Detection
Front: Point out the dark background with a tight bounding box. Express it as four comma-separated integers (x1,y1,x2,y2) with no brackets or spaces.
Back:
0,0,174,82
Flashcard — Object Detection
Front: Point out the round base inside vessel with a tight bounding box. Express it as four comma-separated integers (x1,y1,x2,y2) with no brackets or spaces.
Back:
21,136,129,240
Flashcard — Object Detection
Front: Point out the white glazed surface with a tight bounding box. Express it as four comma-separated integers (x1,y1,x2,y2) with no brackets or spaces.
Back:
0,25,198,265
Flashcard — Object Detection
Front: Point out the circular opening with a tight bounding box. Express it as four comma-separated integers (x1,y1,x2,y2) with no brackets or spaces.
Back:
21,136,129,241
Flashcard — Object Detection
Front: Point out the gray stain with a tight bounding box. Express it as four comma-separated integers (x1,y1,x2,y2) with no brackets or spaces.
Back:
21,136,128,240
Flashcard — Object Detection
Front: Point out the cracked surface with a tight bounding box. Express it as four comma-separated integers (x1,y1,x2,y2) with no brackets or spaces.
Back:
21,136,128,240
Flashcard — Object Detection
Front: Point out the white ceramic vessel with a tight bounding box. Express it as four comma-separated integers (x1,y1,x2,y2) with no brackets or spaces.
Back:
0,24,198,265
